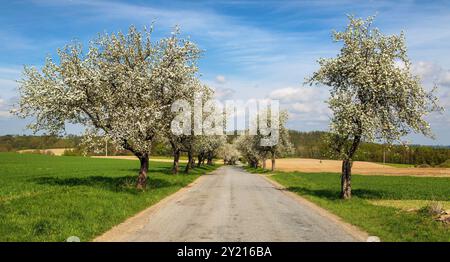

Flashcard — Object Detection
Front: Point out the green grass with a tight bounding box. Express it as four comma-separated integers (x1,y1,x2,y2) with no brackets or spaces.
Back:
0,152,219,241
248,168,450,241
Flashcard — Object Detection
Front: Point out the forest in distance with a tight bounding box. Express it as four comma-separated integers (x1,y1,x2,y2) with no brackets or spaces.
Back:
1,131,449,167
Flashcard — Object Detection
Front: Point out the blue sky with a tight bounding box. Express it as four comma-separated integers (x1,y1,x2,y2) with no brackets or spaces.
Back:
0,0,449,145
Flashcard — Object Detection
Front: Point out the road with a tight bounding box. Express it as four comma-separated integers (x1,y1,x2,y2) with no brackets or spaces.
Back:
96,166,362,242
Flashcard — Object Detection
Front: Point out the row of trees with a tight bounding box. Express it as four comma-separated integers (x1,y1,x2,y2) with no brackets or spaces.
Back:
13,15,444,199
14,26,227,189
2,131,449,167
234,111,294,170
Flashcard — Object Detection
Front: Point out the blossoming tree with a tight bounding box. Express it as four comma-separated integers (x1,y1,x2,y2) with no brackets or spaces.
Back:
307,16,441,199
14,26,200,189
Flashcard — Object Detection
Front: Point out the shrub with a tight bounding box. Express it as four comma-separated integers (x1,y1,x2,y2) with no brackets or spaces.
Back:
62,148,84,156
438,159,450,168
419,201,444,216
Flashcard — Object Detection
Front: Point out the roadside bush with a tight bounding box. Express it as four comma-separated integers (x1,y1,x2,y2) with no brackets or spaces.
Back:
62,148,84,156
416,163,431,168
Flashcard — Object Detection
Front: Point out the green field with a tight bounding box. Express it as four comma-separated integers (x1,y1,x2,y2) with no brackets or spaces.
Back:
0,153,218,241
257,170,450,241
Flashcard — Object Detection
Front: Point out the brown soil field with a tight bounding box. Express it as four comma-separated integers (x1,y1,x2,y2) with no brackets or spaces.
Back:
17,148,72,156
267,158,450,177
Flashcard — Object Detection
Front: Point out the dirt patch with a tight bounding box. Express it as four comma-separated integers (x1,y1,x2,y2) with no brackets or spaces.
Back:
268,158,450,177
17,148,72,156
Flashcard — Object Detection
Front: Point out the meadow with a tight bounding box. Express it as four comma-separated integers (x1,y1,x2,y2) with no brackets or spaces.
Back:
0,152,218,241
248,168,450,241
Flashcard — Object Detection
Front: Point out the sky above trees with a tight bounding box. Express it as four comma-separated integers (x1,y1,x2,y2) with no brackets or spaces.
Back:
0,0,449,145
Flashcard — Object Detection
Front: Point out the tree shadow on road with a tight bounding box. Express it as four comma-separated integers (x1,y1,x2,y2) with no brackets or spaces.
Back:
286,186,386,200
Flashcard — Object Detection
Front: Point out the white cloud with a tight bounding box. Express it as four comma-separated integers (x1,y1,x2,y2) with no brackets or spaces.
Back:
215,75,226,84
269,86,323,102
212,86,235,100
0,97,12,118
268,86,330,126
438,71,450,87
291,103,316,113
412,61,440,79
0,66,21,99
412,61,450,88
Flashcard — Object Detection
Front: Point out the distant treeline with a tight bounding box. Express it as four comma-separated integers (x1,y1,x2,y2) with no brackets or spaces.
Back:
1,132,450,166
289,130,450,166
0,135,171,156
0,135,81,152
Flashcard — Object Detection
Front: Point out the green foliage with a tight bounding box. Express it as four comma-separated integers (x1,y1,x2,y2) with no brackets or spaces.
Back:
0,153,218,241
266,171,450,241
438,159,450,168
62,148,84,156
0,135,80,152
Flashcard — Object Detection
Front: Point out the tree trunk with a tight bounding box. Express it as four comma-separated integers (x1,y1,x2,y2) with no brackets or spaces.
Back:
185,150,193,174
262,158,266,169
271,152,275,171
136,153,149,190
172,149,180,174
341,159,352,199
197,154,203,167
190,153,195,168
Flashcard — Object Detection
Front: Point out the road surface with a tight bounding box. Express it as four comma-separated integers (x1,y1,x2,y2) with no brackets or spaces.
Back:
96,166,362,241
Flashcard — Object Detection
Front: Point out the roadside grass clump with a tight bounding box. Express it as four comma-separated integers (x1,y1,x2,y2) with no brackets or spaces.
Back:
0,152,219,241
418,202,445,217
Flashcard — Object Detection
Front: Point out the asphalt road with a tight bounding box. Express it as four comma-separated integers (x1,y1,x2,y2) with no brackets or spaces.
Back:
98,166,360,242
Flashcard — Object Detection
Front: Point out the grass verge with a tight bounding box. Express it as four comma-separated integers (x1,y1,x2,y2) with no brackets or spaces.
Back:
0,152,219,241
245,166,450,241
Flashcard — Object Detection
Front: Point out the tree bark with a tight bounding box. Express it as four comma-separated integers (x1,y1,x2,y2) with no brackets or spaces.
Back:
271,151,275,171
262,158,266,169
340,133,361,199
197,154,203,167
185,150,193,174
136,153,149,190
341,158,352,199
190,157,195,168
172,149,180,174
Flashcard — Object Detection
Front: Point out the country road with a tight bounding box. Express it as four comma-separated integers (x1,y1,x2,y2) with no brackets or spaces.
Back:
96,166,364,242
